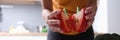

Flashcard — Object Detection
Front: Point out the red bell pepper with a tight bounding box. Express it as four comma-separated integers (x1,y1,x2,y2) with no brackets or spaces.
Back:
57,8,72,33
74,8,88,32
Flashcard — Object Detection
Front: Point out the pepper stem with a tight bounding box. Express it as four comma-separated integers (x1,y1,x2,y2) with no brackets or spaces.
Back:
76,6,80,14
63,8,68,16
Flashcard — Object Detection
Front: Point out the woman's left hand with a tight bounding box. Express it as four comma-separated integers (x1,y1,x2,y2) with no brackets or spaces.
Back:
84,6,97,32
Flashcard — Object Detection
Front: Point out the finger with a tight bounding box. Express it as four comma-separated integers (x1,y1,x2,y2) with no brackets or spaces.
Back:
47,19,60,26
55,27,62,33
48,10,61,19
85,6,94,14
48,24,60,27
48,23,60,32
87,14,95,20
85,11,96,20
48,13,58,19
49,26,58,32
51,9,61,13
47,19,62,33
87,19,94,26
49,25,62,33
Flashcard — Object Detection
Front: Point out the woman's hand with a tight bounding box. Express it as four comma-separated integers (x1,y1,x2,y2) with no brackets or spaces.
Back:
42,9,62,33
84,6,97,31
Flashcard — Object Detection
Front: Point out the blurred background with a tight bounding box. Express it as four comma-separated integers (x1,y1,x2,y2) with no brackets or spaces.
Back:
0,0,46,32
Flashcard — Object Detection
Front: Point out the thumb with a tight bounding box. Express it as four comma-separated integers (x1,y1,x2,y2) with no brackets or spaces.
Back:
48,10,61,19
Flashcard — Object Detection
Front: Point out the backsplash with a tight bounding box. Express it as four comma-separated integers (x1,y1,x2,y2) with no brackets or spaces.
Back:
0,4,47,32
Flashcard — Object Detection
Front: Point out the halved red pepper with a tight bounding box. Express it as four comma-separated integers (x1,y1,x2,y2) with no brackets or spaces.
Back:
57,8,72,33
74,8,88,32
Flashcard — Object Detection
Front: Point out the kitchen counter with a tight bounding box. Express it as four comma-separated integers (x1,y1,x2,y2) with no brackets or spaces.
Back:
0,32,47,36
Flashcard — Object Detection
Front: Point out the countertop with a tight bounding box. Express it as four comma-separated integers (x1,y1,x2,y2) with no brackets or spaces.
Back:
0,32,47,36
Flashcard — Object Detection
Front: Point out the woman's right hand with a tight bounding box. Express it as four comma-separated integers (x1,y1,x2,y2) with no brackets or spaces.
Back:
42,9,63,33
